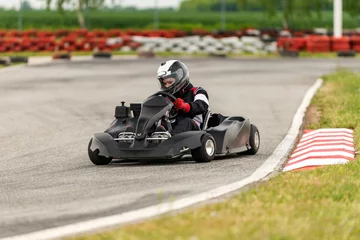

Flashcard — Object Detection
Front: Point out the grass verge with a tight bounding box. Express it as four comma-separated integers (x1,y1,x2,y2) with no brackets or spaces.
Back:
0,51,209,58
0,51,137,57
67,69,360,240
1,51,358,59
0,63,24,69
299,52,360,58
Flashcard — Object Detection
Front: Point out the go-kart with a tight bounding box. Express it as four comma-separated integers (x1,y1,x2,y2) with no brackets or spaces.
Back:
88,91,260,165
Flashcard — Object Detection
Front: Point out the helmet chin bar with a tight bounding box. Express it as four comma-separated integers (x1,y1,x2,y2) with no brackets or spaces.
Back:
172,81,190,95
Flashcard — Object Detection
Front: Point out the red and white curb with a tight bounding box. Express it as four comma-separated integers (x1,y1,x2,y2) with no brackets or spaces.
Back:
283,128,355,171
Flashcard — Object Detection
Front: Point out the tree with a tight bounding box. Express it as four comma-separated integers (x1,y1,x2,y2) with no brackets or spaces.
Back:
22,0,33,10
45,0,105,29
180,0,241,12
179,0,360,29
238,0,327,29
343,1,360,18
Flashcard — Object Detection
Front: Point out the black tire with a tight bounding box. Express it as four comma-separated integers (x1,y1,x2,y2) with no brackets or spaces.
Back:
88,139,113,165
279,50,299,58
244,124,260,155
53,53,71,60
93,52,112,58
137,50,156,58
337,50,356,58
0,57,10,66
10,56,29,63
191,133,216,163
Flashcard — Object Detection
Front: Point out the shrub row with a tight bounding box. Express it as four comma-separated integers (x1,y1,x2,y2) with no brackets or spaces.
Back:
1,10,360,30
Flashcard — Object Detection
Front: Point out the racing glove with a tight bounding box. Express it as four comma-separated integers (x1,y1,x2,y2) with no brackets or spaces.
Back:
173,98,190,113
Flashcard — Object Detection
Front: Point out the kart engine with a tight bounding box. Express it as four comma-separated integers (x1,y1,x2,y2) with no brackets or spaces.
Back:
115,131,171,143
149,131,171,143
117,132,135,143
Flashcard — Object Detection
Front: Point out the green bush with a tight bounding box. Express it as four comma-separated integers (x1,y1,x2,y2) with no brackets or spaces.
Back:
0,10,359,31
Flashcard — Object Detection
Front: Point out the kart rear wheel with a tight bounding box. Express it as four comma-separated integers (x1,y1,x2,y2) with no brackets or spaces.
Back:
191,133,216,163
88,139,113,165
244,124,260,155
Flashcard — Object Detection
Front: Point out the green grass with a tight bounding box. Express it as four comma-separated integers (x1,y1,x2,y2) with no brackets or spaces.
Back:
0,51,208,58
0,52,58,57
0,51,139,57
2,51,357,59
300,52,338,58
0,51,217,59
66,69,360,240
229,51,279,58
1,10,360,30
0,63,24,69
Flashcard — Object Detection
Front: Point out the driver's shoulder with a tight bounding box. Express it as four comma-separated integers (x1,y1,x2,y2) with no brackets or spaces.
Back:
191,86,208,98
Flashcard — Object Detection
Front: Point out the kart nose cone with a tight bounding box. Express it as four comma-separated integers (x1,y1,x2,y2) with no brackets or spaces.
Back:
205,139,215,156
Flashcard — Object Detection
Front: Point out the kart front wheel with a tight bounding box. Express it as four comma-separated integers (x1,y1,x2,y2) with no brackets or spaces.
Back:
191,133,216,163
88,139,113,165
244,124,260,155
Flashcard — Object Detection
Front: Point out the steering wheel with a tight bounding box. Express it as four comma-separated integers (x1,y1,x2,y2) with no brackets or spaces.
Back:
152,91,177,101
152,91,178,118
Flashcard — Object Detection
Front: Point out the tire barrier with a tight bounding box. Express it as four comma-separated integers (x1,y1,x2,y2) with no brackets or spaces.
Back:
279,50,299,58
351,36,360,52
278,35,359,54
93,51,112,59
137,49,156,58
129,35,278,55
0,57,10,66
52,52,71,60
9,56,29,63
332,36,350,51
1,28,360,55
337,50,357,57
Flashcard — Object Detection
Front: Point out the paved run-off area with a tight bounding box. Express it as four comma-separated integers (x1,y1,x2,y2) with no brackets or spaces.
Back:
1,58,360,238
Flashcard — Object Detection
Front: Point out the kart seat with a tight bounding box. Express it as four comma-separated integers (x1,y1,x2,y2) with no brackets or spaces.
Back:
206,112,226,129
130,103,142,117
201,110,212,130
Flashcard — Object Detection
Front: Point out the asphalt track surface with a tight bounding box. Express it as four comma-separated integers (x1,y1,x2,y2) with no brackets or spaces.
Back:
1,58,360,238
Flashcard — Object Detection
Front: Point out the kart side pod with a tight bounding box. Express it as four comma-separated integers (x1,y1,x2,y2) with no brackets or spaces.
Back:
207,116,251,154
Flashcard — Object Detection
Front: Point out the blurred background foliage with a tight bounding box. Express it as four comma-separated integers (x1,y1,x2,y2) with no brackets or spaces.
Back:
1,0,360,30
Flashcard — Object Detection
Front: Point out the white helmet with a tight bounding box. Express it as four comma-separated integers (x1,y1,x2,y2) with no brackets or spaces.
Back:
157,60,190,95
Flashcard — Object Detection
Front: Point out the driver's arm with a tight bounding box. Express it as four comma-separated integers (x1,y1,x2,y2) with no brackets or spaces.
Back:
189,93,209,115
173,88,209,114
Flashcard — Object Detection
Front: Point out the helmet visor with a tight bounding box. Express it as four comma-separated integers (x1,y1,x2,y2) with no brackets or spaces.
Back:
157,68,184,90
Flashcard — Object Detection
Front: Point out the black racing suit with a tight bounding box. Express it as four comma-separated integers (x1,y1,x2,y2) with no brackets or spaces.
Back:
171,84,209,135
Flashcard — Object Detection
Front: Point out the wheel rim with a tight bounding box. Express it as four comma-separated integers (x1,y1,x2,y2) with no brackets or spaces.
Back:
205,139,215,156
254,131,260,149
